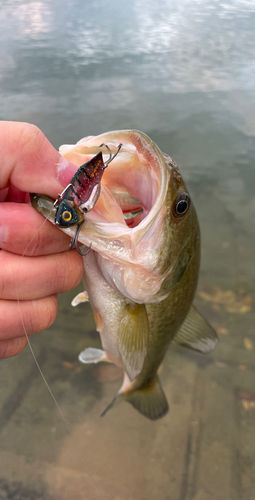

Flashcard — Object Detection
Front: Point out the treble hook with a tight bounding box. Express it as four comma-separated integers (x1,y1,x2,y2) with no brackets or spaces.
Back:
99,143,122,168
69,220,92,256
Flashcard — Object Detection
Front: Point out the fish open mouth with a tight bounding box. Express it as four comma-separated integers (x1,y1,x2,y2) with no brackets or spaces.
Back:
61,139,161,230
105,187,145,228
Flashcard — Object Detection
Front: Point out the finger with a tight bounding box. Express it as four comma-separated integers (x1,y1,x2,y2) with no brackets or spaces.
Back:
0,337,28,359
0,121,77,197
0,294,58,344
6,185,29,203
0,202,72,255
0,188,9,202
0,250,83,300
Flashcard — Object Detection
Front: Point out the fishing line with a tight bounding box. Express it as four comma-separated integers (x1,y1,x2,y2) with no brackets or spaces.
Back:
16,207,71,434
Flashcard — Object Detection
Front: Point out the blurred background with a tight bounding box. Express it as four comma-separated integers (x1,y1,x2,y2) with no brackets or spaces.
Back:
0,1,255,499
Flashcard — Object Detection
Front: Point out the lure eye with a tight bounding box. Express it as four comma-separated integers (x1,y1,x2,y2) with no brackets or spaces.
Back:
62,210,72,222
55,200,81,227
173,192,190,218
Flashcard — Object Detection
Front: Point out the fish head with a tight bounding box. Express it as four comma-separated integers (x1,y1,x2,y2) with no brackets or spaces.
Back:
32,130,200,304
155,152,200,290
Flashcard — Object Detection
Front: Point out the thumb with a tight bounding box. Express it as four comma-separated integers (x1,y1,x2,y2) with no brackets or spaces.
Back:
0,121,77,198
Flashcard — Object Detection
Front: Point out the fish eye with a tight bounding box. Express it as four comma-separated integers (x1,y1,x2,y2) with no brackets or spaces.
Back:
173,192,190,218
62,210,72,222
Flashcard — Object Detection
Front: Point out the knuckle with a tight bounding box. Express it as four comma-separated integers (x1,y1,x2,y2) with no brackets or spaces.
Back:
0,253,8,297
21,304,35,336
0,338,27,359
48,251,82,294
21,296,58,335
62,251,83,291
26,227,44,257
27,222,70,257
43,295,58,330
0,340,10,359
17,123,46,158
48,258,66,293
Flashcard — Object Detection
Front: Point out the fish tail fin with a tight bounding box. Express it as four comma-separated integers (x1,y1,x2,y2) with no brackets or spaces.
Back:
125,376,169,420
101,376,169,421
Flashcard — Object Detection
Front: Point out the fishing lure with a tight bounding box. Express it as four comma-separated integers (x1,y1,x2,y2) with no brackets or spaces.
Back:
54,143,122,256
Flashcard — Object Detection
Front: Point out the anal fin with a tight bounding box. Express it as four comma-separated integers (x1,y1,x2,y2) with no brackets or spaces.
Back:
117,303,149,381
78,347,106,364
173,305,218,354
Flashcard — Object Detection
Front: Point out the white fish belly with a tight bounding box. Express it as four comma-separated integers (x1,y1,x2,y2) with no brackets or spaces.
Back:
82,250,128,367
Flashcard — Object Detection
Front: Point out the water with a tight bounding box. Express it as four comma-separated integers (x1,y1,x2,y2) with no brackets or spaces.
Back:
0,1,255,498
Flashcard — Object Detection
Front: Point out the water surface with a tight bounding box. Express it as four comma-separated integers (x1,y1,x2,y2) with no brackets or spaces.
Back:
0,1,255,499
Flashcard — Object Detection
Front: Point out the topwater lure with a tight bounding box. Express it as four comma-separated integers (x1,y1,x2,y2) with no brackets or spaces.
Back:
54,143,122,255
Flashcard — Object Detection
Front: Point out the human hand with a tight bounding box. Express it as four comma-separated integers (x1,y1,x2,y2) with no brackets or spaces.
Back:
0,121,83,359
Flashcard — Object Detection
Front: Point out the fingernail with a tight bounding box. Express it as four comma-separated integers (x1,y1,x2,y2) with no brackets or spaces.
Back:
0,221,6,246
56,156,77,187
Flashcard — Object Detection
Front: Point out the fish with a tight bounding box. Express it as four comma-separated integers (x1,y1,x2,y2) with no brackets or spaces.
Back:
31,130,218,420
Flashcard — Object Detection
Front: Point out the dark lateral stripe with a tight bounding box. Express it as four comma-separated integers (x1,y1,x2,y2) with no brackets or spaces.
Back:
82,168,92,180
74,190,82,200
73,169,90,182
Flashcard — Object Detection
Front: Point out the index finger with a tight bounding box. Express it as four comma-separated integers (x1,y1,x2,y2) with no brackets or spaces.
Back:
0,121,77,197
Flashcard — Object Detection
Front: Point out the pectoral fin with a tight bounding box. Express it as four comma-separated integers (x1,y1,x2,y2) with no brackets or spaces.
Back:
117,303,149,381
78,347,106,364
173,306,218,353
171,250,191,287
71,291,89,307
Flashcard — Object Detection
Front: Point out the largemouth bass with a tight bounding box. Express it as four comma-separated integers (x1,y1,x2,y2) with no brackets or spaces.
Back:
31,130,218,420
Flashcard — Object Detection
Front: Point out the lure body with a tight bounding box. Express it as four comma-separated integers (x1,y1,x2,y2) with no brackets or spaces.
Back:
54,151,105,227
54,144,122,255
